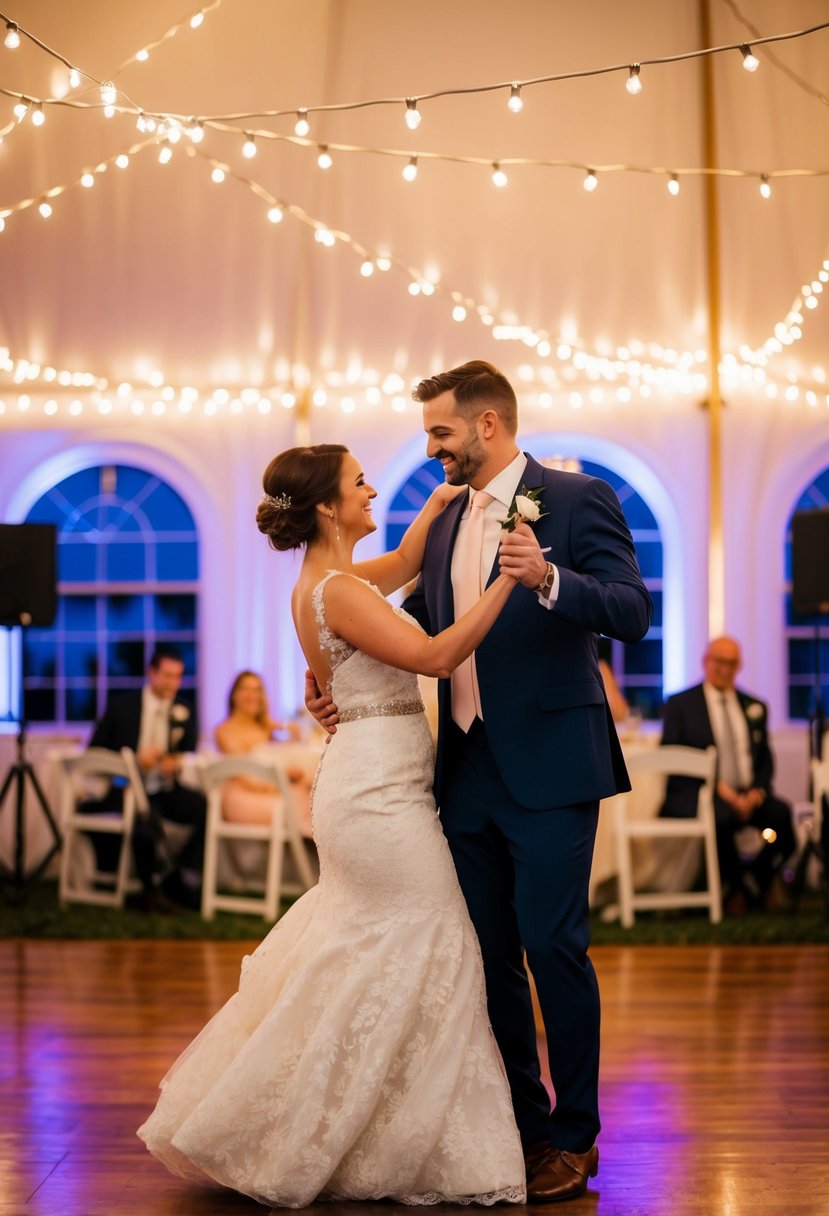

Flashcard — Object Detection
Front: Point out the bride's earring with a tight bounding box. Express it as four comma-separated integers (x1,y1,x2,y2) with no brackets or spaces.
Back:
328,508,340,545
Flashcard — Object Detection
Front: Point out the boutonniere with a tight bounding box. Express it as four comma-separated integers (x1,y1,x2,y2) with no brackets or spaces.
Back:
501,484,547,533
745,702,764,721
170,704,190,723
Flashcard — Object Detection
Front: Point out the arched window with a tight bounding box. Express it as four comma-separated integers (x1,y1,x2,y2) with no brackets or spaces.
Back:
21,464,199,724
784,466,829,721
385,455,664,717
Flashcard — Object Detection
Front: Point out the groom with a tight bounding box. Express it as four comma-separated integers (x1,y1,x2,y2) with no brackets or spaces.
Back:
311,361,651,1202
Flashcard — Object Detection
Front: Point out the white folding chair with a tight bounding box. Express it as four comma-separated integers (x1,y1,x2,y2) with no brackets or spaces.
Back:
613,745,721,927
809,756,828,851
198,755,316,921
58,747,149,908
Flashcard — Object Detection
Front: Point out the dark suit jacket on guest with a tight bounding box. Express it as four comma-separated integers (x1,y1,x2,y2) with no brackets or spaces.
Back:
403,453,653,810
89,691,198,772
660,683,776,817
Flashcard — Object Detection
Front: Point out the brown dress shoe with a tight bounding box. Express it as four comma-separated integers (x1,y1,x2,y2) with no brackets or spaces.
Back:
526,1143,599,1203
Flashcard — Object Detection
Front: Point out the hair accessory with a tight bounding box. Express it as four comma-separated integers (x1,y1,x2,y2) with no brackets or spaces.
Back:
262,492,292,511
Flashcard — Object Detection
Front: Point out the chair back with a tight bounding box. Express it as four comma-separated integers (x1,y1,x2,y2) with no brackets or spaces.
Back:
198,754,292,798
627,744,717,820
60,746,148,815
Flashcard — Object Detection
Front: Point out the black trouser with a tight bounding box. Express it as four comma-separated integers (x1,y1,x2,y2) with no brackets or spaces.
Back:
714,792,796,899
81,782,206,894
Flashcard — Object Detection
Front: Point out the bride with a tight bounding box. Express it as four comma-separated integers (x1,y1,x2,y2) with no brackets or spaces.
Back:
138,443,526,1207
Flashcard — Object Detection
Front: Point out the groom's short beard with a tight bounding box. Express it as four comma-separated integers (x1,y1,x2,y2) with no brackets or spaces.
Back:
440,434,485,485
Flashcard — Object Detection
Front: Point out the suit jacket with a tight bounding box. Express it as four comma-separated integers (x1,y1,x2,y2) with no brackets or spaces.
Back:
660,683,775,817
403,453,653,810
89,690,198,759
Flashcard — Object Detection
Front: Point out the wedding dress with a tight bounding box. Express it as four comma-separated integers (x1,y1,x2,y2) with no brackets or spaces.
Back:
138,572,526,1208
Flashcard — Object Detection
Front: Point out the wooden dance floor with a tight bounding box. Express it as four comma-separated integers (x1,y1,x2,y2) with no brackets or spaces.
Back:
1,939,827,1216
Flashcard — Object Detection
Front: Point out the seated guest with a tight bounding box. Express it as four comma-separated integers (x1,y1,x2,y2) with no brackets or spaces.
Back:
86,644,206,912
214,670,313,837
659,636,796,913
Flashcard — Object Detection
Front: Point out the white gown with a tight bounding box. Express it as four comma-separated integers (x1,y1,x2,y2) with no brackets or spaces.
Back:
138,572,526,1208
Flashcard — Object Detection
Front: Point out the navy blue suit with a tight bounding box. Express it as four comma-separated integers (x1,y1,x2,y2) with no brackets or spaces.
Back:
404,454,652,1153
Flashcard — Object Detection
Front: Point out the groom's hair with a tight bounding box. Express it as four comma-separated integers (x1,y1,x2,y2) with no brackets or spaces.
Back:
412,360,517,433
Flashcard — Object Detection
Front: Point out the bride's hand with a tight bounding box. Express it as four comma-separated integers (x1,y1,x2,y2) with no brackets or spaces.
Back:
432,483,467,508
304,668,339,736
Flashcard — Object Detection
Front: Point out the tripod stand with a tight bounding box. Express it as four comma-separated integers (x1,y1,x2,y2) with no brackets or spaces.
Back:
0,706,63,904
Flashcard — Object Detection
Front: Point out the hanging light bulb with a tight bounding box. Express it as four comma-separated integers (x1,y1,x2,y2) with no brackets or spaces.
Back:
158,143,173,165
31,103,45,127
267,206,283,223
69,67,80,89
189,120,205,143
104,104,116,118
211,166,225,183
452,304,467,322
190,11,205,28
759,174,771,199
115,153,129,169
242,133,256,158
4,22,21,49
81,172,94,188
100,81,117,106
626,64,642,94
402,156,418,182
13,100,29,120
295,109,310,137
667,173,680,196
38,201,52,219
492,162,508,188
405,99,421,130
167,121,182,144
507,84,524,113
583,169,598,192
0,216,7,233
360,260,374,277
317,145,333,169
136,48,149,61
740,44,760,71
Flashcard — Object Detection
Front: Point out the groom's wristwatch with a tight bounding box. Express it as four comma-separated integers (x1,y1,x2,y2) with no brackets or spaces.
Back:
536,561,556,597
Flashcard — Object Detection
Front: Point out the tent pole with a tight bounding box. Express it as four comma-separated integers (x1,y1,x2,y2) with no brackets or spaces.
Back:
700,0,725,638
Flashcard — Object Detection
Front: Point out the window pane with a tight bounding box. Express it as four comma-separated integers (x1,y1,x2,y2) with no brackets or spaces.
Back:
107,639,145,678
64,595,97,631
106,595,146,631
106,541,146,581
24,687,55,721
154,595,197,632
143,480,197,531
624,639,663,676
22,638,56,679
64,641,98,679
157,542,198,581
59,541,97,583
174,641,197,677
634,541,663,579
647,590,663,628
66,687,96,722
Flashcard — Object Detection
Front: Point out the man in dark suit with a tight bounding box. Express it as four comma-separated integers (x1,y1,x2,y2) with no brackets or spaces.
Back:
660,636,796,914
306,360,650,1200
86,644,206,912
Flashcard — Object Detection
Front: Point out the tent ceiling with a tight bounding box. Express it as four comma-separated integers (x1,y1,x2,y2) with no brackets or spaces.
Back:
1,0,827,410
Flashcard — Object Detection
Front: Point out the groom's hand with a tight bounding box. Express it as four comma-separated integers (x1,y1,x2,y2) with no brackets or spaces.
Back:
498,522,549,588
304,668,339,737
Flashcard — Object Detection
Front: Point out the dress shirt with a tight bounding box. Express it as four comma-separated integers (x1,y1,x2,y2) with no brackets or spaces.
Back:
450,451,559,612
703,682,753,789
139,687,173,792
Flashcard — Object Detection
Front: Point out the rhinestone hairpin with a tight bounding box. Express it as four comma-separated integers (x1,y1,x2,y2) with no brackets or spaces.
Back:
263,492,292,510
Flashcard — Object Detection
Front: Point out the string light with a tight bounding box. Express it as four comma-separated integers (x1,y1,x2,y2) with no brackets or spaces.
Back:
190,120,205,143
668,173,680,195
360,259,374,276
12,101,29,120
4,21,20,49
190,12,205,29
760,174,771,198
491,162,508,188
626,64,642,94
115,153,129,168
402,156,418,181
100,81,117,106
69,67,80,89
740,44,760,71
211,166,225,182
507,84,524,113
158,143,173,164
136,48,149,62
31,103,45,127
453,305,467,321
38,201,52,218
583,169,598,192
404,99,421,130
317,145,333,169
267,205,283,223
294,110,310,137
242,133,257,158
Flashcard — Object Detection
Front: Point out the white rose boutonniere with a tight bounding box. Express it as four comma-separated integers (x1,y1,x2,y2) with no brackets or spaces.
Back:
501,484,547,533
170,704,190,723
745,702,764,721
169,703,190,750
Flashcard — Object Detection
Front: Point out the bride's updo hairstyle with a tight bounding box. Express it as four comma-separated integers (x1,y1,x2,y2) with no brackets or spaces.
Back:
257,444,348,551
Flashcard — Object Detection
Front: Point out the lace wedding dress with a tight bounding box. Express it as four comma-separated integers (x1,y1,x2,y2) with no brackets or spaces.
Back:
138,572,526,1208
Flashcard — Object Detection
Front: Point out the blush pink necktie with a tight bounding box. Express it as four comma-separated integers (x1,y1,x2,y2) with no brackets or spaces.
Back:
451,489,493,732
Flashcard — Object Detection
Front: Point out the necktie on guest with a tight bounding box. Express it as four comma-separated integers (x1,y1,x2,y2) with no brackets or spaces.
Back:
718,693,742,789
451,489,493,732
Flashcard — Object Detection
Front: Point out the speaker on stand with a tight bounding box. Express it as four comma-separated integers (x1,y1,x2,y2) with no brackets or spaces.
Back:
790,508,829,910
0,523,63,902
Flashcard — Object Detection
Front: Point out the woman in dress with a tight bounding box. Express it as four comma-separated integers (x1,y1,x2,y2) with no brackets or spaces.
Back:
138,443,526,1207
215,670,314,838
